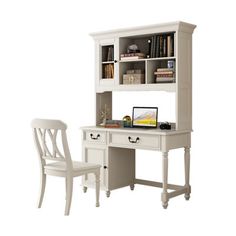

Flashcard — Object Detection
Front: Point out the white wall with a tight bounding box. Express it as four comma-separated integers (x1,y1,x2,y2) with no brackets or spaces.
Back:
0,0,235,235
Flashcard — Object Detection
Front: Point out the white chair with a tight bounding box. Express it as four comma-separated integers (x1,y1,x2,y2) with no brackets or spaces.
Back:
31,119,101,215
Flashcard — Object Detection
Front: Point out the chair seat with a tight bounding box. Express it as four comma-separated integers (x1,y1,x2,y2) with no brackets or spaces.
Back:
45,161,101,172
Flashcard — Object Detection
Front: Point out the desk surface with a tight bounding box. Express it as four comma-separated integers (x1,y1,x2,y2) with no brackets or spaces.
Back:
81,126,192,136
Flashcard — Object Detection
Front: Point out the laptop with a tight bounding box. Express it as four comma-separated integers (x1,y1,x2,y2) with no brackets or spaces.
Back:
132,107,158,128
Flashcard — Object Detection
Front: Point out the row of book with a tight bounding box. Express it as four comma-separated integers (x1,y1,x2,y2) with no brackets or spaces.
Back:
103,64,114,79
147,33,174,58
154,68,175,83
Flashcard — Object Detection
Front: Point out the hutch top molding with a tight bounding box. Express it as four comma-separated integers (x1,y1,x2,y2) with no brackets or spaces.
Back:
90,21,196,39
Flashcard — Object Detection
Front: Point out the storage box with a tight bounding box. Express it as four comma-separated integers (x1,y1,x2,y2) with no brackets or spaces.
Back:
123,74,145,84
126,69,143,74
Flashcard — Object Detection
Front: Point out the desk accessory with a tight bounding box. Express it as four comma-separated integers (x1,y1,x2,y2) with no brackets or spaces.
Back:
104,120,122,128
159,122,171,130
132,107,158,128
123,115,132,127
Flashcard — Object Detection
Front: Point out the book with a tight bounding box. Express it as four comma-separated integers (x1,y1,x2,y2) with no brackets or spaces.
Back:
155,77,175,83
151,35,155,58
104,120,122,128
147,33,175,58
156,35,160,58
147,39,152,58
105,123,121,128
120,56,145,61
107,47,114,61
154,71,174,75
120,52,145,57
156,68,175,72
103,64,114,78
153,35,157,58
156,74,174,78
171,33,174,56
167,35,172,57
159,35,163,57
163,35,167,57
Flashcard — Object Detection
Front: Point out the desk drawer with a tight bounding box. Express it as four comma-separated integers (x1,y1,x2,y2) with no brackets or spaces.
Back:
109,132,160,150
84,131,106,144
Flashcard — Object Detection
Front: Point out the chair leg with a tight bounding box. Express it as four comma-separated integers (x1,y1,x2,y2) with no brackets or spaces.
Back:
38,172,46,208
95,170,100,207
65,176,73,216
65,178,68,200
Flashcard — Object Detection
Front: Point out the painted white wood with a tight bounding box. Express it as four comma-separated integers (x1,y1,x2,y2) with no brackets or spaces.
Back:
161,152,169,209
37,170,46,208
82,143,135,195
96,81,176,93
108,147,135,190
81,126,191,136
84,130,106,144
184,147,191,200
176,30,193,130
90,21,196,39
160,132,191,152
32,119,101,215
109,132,160,150
82,145,107,190
65,175,73,215
96,92,112,125
135,179,183,190
168,187,187,199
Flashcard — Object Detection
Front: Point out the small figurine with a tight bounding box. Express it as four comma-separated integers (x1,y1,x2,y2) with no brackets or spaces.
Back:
100,104,110,126
123,115,132,127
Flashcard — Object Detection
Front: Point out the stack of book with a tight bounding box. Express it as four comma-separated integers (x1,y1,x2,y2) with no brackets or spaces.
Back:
154,68,175,83
104,120,123,128
120,53,145,61
103,64,114,79
147,33,174,58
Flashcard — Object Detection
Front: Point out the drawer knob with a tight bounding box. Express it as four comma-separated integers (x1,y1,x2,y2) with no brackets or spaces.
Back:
90,133,100,140
128,136,140,143
103,166,108,169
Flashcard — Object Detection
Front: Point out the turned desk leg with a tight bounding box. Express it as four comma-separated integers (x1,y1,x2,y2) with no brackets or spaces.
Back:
161,151,169,209
106,191,111,198
184,147,191,200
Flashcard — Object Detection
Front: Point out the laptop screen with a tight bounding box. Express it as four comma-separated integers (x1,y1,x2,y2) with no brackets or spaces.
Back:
132,107,158,128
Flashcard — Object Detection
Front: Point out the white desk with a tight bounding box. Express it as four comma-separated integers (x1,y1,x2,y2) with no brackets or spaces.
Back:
81,126,191,208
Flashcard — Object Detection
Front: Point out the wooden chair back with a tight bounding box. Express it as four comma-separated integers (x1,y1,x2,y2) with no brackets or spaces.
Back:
31,119,72,168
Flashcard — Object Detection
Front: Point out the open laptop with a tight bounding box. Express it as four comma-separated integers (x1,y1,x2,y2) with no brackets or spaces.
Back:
132,107,158,128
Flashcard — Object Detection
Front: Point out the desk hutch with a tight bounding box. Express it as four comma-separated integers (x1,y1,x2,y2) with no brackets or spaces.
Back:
81,21,196,208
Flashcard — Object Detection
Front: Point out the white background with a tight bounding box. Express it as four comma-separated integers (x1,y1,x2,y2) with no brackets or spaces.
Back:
0,0,236,235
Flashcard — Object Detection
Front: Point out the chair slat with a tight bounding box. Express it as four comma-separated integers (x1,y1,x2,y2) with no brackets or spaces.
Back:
42,156,65,162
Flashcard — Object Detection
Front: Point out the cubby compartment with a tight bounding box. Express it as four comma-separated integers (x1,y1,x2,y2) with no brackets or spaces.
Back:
102,45,114,62
102,63,114,79
147,59,176,84
119,61,145,85
119,32,175,60
119,36,150,60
